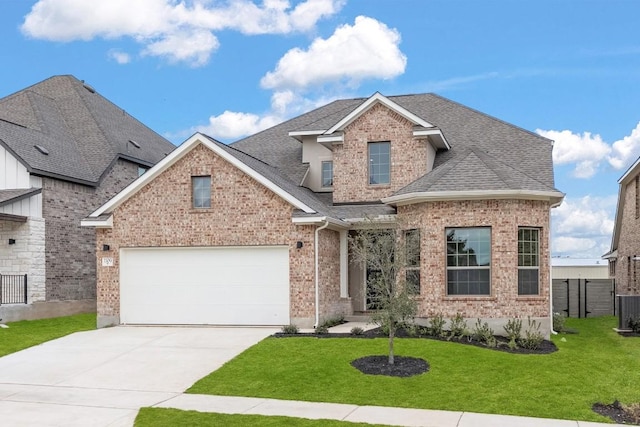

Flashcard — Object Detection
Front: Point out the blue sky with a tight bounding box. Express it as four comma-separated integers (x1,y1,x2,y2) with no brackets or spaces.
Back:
1,0,639,259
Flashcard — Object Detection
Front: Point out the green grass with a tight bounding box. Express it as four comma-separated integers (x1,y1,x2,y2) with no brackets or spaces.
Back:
0,313,96,357
188,317,640,423
135,408,391,426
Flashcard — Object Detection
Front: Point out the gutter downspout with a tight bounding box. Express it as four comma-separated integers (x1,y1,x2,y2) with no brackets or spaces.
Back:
549,214,557,335
314,219,330,328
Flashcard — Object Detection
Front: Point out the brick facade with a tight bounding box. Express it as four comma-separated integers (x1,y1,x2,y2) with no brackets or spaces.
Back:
615,176,640,295
95,144,320,327
398,199,551,328
332,103,429,203
43,159,142,301
318,228,351,322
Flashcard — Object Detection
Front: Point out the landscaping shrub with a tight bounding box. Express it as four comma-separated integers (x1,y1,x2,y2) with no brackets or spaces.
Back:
472,319,497,347
448,313,467,340
504,318,522,349
553,312,567,332
628,316,640,333
315,325,329,335
320,315,345,329
428,313,446,337
281,324,299,334
519,317,544,350
350,326,364,335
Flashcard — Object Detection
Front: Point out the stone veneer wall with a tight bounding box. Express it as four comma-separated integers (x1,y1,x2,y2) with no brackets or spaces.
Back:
332,103,429,203
43,159,141,301
615,176,640,295
318,228,351,323
95,144,317,327
399,199,551,326
0,217,45,303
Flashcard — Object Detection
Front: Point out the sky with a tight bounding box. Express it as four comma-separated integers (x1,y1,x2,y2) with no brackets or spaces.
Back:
1,0,639,260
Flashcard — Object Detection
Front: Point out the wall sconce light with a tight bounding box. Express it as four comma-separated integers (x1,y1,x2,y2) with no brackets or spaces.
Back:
102,244,110,251
296,241,303,249
8,239,15,245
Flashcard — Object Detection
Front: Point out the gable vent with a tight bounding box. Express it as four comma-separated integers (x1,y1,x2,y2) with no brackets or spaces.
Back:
129,139,141,149
34,144,49,155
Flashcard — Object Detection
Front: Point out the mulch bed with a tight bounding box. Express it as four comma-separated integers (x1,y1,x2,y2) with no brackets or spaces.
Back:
593,401,640,425
617,331,640,338
274,326,558,355
351,355,429,377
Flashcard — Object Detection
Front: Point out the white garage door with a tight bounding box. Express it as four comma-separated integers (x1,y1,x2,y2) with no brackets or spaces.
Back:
120,246,290,325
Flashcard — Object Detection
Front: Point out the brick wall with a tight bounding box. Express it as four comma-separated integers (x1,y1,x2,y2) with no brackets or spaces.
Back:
96,143,317,327
318,228,351,322
616,176,640,295
332,103,429,203
398,199,551,321
43,159,141,301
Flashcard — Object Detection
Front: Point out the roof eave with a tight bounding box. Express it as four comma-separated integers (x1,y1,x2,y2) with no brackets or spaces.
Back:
381,190,566,207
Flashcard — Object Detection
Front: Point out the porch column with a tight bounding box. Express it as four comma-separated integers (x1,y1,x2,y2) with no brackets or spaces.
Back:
340,230,348,297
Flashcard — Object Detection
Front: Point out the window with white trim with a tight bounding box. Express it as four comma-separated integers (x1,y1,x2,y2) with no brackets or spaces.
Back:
192,176,211,208
446,227,491,295
518,228,539,295
321,161,333,188
368,142,390,185
405,229,420,294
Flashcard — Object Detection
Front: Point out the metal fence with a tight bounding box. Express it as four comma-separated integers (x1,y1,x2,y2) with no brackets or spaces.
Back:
0,274,28,304
618,295,640,330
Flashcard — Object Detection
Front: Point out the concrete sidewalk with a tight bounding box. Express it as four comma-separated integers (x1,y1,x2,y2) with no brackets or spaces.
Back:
156,394,624,427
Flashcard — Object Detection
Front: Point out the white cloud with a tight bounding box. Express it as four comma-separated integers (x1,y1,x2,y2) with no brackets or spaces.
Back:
551,195,616,258
537,123,640,178
107,49,131,64
553,236,597,254
260,16,406,90
608,121,640,169
21,0,344,66
195,110,283,140
536,129,610,178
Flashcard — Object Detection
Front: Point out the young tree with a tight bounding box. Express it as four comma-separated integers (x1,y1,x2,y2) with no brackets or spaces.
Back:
349,225,419,365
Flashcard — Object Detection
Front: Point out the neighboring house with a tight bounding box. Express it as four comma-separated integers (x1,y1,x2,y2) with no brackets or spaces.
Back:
603,156,640,325
0,75,175,321
551,258,613,318
83,92,563,336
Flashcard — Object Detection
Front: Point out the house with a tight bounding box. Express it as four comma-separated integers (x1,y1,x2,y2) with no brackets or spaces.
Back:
603,156,640,326
82,92,564,336
0,75,175,321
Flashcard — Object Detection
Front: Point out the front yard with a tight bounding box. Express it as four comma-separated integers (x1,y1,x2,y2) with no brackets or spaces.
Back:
187,316,640,423
0,313,95,357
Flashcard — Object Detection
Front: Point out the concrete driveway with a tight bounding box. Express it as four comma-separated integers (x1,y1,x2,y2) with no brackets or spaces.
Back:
0,326,277,426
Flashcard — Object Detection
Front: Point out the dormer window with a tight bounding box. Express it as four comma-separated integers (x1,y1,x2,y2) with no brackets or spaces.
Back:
321,161,333,188
369,142,390,185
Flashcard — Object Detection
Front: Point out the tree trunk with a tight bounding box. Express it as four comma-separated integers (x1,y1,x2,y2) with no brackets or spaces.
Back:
388,324,395,365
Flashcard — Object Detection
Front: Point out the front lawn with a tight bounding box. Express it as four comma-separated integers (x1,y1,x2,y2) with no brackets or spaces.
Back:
135,408,390,427
0,313,95,357
188,316,640,423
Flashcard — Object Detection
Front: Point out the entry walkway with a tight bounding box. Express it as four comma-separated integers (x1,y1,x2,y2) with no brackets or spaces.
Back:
157,394,623,427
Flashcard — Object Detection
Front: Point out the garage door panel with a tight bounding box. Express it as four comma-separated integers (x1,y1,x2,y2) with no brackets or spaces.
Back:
120,246,289,325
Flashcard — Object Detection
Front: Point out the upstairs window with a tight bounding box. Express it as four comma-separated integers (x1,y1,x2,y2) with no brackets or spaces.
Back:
446,227,491,295
321,161,333,188
518,228,540,295
192,176,211,208
368,142,390,185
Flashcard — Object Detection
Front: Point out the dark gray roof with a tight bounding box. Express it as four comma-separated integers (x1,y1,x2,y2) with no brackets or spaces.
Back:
231,93,558,196
396,147,558,195
0,75,176,186
0,188,41,207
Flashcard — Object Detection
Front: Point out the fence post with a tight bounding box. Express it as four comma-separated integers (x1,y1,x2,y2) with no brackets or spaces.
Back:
23,274,28,304
0,273,2,305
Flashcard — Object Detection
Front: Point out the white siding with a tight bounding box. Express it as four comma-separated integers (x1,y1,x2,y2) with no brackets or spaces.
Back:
0,145,30,190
